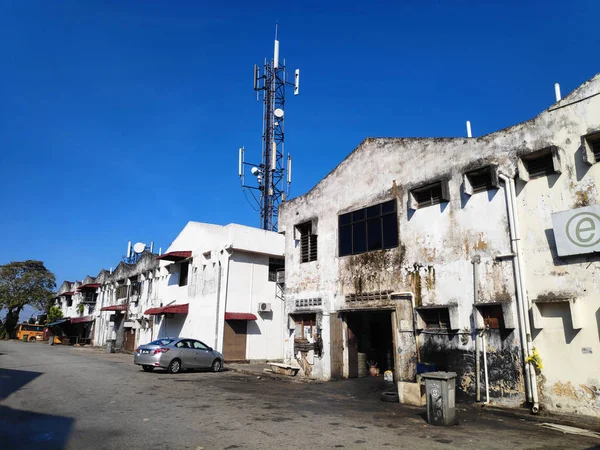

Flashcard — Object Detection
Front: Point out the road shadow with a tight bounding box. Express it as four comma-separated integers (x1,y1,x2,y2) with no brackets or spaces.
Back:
0,405,74,450
0,368,43,400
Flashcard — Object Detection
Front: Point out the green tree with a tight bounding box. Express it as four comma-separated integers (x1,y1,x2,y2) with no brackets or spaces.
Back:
0,260,56,338
47,305,63,324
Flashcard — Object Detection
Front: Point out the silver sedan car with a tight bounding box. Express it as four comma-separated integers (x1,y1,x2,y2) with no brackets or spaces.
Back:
134,337,223,374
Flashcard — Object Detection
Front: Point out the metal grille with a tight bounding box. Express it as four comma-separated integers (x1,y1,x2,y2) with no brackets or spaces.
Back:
345,290,392,303
295,298,322,308
299,223,317,263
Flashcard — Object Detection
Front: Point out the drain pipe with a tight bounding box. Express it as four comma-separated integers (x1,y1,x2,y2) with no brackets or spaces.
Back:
472,256,481,402
481,327,490,404
499,174,540,414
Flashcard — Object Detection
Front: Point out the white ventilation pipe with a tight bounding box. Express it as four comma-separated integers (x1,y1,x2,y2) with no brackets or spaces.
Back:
466,121,472,138
499,174,539,414
481,328,490,404
554,83,561,102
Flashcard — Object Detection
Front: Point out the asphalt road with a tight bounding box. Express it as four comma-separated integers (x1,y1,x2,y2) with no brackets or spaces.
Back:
0,341,598,450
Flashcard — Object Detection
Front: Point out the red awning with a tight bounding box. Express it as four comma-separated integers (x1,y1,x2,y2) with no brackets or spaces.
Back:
155,251,192,262
62,292,74,296
100,304,127,312
144,304,189,315
70,316,94,324
225,312,257,321
78,283,101,290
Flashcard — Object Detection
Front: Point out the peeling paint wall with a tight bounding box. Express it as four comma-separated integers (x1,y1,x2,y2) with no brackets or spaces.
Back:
280,73,600,415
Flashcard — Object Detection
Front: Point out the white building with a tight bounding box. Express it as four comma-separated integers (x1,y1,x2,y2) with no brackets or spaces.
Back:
279,73,600,417
149,222,285,362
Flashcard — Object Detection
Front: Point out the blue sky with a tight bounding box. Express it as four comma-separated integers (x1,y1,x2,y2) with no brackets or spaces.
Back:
1,0,599,305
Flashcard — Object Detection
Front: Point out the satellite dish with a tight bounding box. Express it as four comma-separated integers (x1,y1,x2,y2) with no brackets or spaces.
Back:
133,242,146,253
274,108,284,119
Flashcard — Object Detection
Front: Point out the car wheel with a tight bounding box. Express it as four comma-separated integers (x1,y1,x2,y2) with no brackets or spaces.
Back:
168,359,182,374
142,365,154,372
28,336,36,342
381,391,399,403
211,359,222,373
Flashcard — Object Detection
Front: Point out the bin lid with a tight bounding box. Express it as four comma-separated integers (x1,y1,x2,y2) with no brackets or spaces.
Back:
420,371,457,380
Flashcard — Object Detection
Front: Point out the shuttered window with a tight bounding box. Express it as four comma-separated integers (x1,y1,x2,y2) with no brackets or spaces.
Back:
411,181,449,208
419,308,450,329
297,222,317,263
523,151,555,178
339,200,398,257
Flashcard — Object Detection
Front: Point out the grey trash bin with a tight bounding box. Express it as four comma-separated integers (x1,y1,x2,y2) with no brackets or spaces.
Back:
105,339,116,354
421,371,457,426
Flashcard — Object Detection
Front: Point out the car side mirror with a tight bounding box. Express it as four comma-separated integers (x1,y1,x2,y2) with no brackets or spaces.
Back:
208,347,213,351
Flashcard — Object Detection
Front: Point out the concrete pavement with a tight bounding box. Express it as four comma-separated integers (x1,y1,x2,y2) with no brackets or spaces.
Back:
1,340,599,450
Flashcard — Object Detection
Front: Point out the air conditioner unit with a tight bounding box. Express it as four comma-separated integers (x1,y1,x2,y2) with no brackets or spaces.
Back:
258,302,272,313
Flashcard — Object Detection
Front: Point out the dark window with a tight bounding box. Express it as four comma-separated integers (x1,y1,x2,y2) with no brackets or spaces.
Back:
130,281,142,296
67,298,73,307
83,292,97,303
411,181,449,208
268,258,285,282
116,284,128,299
479,305,505,329
150,338,174,346
523,150,555,178
339,200,398,257
591,137,600,162
179,262,189,287
465,166,496,193
297,222,318,263
419,308,450,329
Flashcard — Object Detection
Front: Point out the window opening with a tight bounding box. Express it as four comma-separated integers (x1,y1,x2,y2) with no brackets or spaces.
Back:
465,166,497,193
339,200,398,257
297,222,317,263
179,262,189,287
410,180,450,209
268,258,285,282
478,305,505,329
418,308,450,329
522,150,555,178
292,313,317,340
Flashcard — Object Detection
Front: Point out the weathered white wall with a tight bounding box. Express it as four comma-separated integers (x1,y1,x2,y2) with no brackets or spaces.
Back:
157,222,285,360
280,73,600,414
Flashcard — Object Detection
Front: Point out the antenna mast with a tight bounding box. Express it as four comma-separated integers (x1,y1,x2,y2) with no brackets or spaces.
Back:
239,25,300,231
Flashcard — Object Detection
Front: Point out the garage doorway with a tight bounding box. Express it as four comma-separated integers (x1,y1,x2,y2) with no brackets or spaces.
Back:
345,310,394,379
223,320,247,362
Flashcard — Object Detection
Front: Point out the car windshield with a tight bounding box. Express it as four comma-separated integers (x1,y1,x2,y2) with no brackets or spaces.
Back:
149,339,174,346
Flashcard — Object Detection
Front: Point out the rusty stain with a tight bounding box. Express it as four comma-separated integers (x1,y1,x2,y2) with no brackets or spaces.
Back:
473,233,488,251
551,381,578,399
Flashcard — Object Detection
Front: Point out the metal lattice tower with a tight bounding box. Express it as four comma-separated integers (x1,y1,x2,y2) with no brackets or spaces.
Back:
238,26,299,231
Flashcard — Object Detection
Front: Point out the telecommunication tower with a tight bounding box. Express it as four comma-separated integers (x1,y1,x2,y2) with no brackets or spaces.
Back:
238,26,300,232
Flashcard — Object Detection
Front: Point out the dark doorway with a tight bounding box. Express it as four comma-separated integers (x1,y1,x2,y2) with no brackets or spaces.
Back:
345,310,394,379
123,327,136,352
223,320,248,362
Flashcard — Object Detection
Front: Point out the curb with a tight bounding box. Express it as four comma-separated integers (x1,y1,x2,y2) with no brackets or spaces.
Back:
470,404,600,433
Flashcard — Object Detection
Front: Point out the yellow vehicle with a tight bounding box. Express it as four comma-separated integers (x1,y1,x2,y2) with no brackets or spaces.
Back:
16,323,45,342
